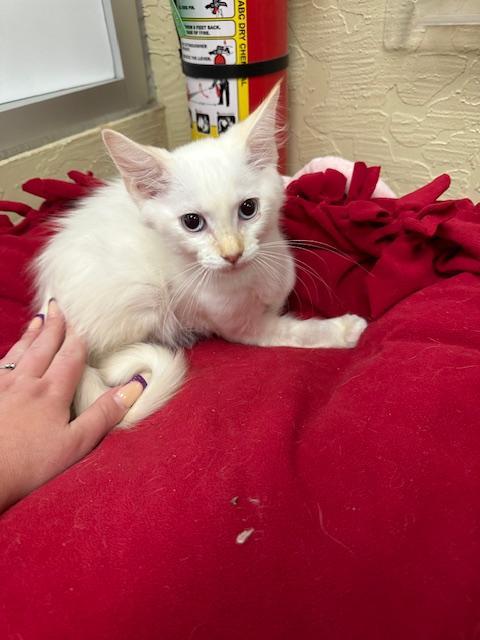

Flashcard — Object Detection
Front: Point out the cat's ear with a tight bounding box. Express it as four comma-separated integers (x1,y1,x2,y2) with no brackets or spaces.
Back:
235,81,282,169
102,129,170,202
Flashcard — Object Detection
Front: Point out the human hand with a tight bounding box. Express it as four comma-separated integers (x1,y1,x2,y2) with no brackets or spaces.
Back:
0,300,146,513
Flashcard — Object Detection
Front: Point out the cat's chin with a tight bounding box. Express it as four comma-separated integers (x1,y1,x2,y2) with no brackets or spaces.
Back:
220,260,250,274
202,259,251,274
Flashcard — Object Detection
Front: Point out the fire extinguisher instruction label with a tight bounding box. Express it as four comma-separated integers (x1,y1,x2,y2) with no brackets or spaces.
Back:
174,0,249,139
176,1,234,19
181,38,236,65
187,77,239,136
183,21,235,38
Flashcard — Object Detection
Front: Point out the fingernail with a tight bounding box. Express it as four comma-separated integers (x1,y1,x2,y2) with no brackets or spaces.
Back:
47,298,60,317
115,375,147,409
28,314,44,330
130,374,148,390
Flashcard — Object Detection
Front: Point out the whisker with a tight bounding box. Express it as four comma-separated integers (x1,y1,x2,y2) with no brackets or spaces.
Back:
250,258,295,313
183,267,210,331
253,255,301,314
163,265,205,340
253,255,285,288
259,249,332,296
261,238,371,275
256,251,317,311
173,267,206,316
257,248,343,310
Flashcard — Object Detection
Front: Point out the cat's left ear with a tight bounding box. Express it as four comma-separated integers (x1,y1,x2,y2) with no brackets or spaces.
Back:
235,81,282,169
102,129,170,202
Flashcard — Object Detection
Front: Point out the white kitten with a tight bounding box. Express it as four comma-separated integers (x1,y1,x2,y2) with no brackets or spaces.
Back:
34,85,367,427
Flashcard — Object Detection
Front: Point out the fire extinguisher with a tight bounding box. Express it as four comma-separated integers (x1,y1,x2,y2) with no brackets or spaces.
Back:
171,0,288,170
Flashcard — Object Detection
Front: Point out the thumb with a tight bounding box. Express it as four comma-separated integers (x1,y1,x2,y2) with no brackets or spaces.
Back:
69,375,147,458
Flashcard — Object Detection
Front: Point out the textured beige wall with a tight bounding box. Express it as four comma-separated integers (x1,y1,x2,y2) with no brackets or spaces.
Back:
144,0,480,200
142,0,190,150
288,0,480,199
0,108,167,211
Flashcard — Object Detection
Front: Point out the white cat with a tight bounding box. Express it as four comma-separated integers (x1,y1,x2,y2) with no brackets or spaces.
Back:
34,85,367,427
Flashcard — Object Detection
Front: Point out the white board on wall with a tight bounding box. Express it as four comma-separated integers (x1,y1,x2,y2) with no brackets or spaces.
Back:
0,0,123,110
384,0,480,49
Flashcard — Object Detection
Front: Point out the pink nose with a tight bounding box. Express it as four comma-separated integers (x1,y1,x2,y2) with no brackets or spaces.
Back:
223,252,242,264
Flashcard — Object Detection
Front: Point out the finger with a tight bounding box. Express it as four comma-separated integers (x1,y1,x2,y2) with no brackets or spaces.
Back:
69,376,147,459
44,325,87,403
0,314,45,373
17,299,68,377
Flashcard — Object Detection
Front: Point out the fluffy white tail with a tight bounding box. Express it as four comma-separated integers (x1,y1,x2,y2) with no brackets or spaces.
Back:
75,343,187,428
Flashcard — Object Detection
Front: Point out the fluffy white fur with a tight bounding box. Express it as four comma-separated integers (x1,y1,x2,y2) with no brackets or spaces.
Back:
34,85,367,428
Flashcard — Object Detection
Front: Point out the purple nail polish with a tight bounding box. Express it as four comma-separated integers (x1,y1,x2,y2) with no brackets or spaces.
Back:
35,313,45,323
130,374,148,390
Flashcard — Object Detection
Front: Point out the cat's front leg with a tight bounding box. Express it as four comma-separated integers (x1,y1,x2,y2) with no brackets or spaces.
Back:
224,312,367,349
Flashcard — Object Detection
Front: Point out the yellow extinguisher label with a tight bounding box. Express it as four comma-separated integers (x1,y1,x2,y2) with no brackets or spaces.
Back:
235,0,250,123
174,0,250,139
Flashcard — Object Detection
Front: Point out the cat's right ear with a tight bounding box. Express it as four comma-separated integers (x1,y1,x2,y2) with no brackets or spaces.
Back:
233,81,282,169
102,129,170,202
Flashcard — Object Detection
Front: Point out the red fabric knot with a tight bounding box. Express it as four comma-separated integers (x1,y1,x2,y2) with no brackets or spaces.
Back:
0,172,106,239
346,161,381,201
286,168,348,204
284,162,480,320
23,171,105,208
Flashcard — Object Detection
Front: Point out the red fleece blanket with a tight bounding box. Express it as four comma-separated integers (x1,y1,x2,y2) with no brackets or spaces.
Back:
1,165,480,640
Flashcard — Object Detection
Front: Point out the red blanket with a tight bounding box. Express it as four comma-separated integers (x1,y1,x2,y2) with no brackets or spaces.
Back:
1,165,480,639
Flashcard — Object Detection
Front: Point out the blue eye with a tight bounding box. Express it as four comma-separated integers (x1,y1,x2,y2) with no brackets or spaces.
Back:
239,198,258,220
181,213,206,232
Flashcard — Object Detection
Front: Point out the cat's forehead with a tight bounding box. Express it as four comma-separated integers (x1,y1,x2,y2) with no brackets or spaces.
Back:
171,137,250,197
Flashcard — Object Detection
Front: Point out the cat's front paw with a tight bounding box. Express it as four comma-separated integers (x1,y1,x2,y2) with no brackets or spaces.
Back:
292,314,367,348
332,314,367,348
